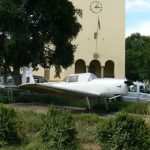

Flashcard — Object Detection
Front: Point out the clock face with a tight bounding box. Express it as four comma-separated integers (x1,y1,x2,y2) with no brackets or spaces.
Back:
90,1,103,14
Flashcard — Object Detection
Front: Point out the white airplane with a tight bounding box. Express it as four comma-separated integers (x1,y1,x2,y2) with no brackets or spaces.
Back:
19,67,132,110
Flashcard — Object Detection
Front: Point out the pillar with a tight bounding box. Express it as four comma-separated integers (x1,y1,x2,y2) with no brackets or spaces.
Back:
44,68,50,80
86,66,89,73
101,66,105,78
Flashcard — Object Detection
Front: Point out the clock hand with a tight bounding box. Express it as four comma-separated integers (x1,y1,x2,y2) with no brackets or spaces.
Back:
95,3,100,8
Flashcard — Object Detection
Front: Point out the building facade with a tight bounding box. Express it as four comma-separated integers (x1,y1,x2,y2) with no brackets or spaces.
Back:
33,0,125,80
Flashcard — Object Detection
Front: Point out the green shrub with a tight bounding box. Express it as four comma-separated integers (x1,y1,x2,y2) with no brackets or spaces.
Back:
93,100,130,112
96,111,150,150
0,89,9,103
40,107,76,150
0,105,26,147
20,110,44,134
73,113,102,124
25,137,46,150
73,113,104,143
124,102,150,115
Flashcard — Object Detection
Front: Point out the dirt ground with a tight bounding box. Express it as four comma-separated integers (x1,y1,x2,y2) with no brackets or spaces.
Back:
5,102,86,113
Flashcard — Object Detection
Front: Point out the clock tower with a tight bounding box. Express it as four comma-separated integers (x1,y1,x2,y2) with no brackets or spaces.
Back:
61,0,125,79
33,0,125,80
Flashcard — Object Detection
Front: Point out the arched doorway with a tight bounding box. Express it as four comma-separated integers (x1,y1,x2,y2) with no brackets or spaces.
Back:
89,60,101,77
75,59,86,73
104,60,114,78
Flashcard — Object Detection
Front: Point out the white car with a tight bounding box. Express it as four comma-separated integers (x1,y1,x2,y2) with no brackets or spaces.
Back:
122,82,150,102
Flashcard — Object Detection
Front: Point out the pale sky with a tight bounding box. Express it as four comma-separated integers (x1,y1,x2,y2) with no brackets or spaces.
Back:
126,0,150,37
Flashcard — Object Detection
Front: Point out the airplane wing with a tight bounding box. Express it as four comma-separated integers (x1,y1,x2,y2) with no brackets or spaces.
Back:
19,83,86,99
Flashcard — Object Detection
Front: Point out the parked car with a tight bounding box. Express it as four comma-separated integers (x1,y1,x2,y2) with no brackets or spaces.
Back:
33,75,48,83
121,82,150,102
0,74,17,88
0,74,48,88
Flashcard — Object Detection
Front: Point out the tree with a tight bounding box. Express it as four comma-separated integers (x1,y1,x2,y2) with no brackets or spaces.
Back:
125,33,150,81
138,38,150,80
0,0,25,75
0,0,82,84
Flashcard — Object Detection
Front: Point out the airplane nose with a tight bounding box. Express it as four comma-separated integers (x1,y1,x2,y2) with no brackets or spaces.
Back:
124,80,134,86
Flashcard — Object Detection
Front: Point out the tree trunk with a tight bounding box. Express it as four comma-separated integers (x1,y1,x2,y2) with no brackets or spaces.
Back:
13,66,21,85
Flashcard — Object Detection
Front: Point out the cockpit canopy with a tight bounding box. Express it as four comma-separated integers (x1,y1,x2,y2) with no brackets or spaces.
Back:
63,73,97,83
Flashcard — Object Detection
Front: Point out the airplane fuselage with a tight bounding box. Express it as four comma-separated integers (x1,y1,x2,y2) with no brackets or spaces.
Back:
41,78,128,98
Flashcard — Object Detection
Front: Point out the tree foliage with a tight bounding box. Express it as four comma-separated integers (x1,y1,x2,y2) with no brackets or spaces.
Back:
126,33,150,81
0,0,81,84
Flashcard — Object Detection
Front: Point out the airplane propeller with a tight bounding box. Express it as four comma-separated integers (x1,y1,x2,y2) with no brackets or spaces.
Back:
124,80,134,86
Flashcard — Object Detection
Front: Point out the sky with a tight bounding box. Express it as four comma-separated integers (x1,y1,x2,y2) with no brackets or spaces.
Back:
126,0,150,37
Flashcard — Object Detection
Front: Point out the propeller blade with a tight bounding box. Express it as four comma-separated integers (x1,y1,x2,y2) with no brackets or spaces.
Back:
124,80,134,86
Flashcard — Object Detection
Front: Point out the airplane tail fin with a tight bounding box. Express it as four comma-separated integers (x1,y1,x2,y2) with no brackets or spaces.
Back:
22,67,35,84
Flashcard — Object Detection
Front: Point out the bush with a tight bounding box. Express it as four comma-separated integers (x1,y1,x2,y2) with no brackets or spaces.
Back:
96,111,150,150
20,110,44,134
40,107,76,150
124,102,150,115
0,105,26,147
73,113,103,143
25,137,46,150
0,89,9,103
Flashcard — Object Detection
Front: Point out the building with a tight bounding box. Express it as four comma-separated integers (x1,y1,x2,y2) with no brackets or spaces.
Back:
33,0,125,80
